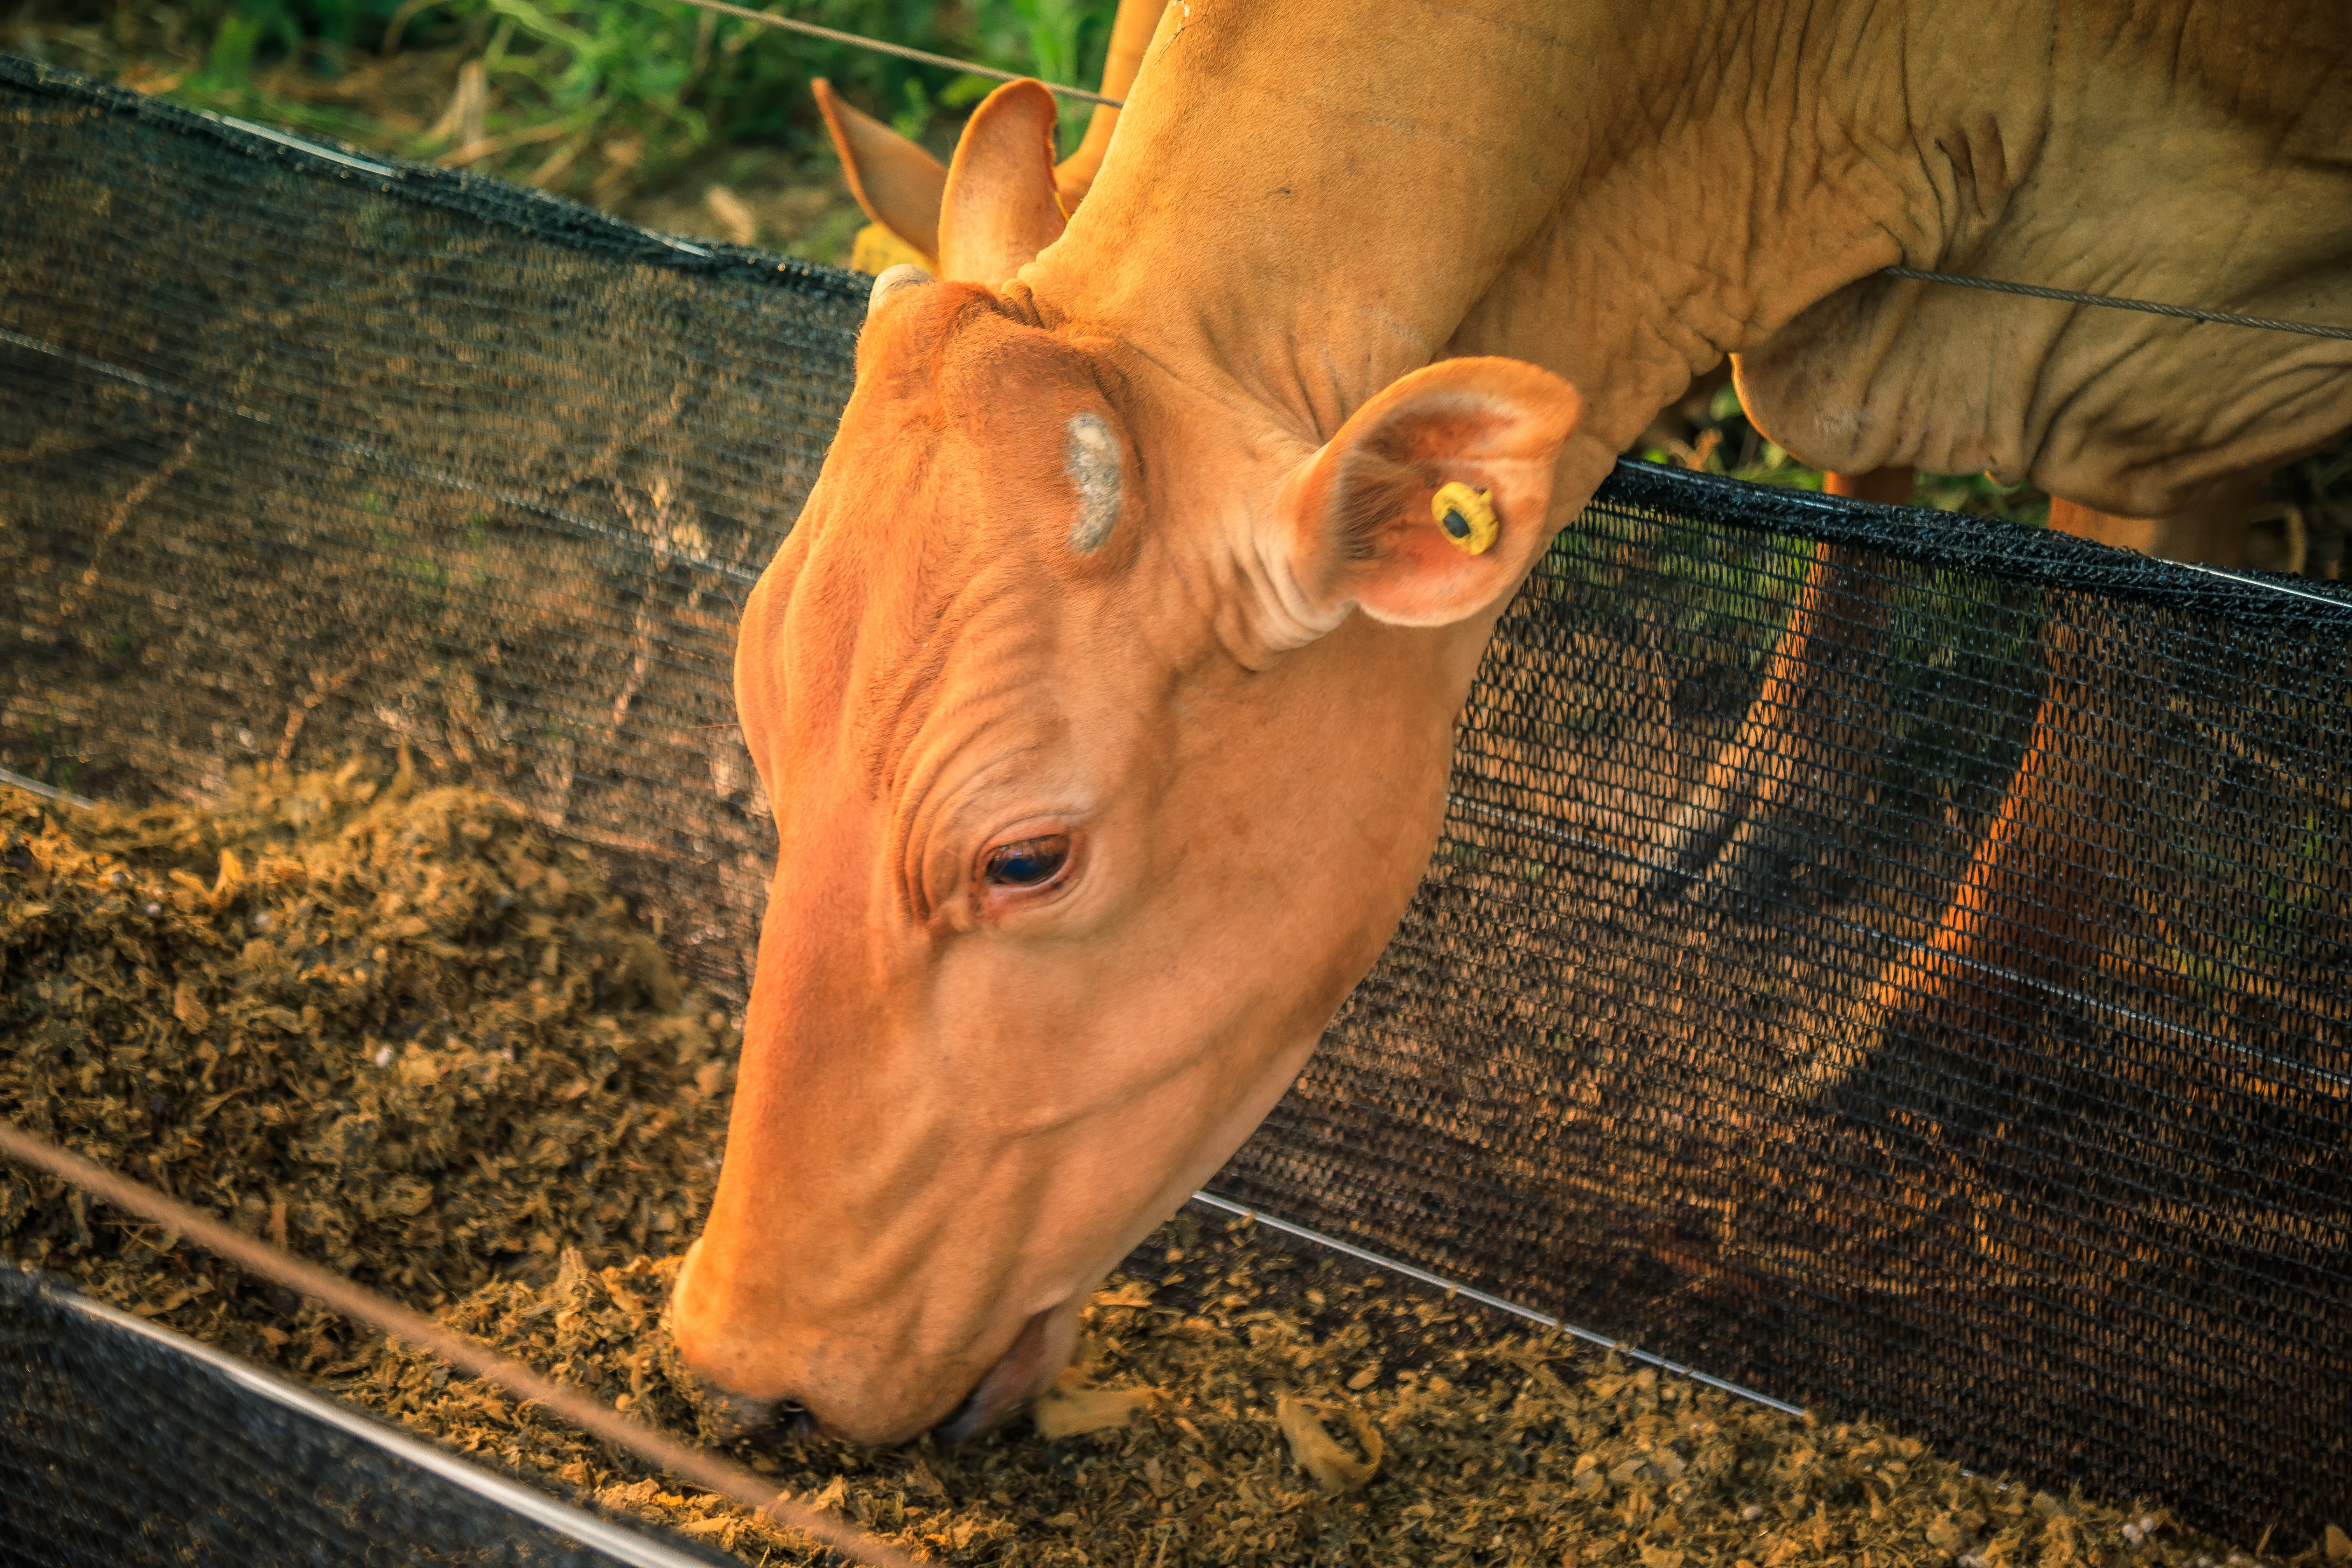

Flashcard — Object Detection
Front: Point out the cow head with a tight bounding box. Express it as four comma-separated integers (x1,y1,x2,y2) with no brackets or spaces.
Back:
666,81,1582,1448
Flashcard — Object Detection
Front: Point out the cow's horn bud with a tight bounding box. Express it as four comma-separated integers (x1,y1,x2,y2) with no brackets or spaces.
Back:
1432,481,1498,554
867,260,935,315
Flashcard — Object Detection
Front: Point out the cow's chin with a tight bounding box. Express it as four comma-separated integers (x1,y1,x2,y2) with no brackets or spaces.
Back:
663,1249,1080,1448
930,1304,1068,1443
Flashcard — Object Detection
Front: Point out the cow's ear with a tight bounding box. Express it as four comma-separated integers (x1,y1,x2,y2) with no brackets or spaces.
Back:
814,79,945,268
1269,358,1582,639
938,80,1068,284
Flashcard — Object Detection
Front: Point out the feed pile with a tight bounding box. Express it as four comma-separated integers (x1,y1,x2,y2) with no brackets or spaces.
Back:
1,770,2339,1568
365,1223,2328,1568
0,758,734,1370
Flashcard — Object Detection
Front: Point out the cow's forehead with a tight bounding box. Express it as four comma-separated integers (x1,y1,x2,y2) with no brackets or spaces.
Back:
853,283,1100,432
775,288,1131,794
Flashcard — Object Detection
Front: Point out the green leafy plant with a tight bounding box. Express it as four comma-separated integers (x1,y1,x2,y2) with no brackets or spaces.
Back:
949,0,1114,155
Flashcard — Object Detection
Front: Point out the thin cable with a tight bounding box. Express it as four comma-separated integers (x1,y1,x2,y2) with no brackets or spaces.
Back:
655,0,1124,106
657,7,2352,344
643,11,2350,343
1884,266,2352,342
0,766,95,808
0,1120,919,1568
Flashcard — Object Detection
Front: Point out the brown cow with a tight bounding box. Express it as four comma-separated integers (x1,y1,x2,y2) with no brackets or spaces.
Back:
668,0,2352,1446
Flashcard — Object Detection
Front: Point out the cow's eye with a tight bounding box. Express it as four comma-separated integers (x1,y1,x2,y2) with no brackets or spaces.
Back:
981,835,1071,889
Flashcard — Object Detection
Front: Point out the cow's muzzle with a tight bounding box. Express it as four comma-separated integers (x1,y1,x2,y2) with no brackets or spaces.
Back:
654,1322,822,1443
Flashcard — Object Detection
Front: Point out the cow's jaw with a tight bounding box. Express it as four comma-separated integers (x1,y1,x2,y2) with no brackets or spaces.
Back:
930,1305,1067,1443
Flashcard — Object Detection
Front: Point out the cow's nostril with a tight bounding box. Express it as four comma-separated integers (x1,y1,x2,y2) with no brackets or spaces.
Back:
658,1329,817,1443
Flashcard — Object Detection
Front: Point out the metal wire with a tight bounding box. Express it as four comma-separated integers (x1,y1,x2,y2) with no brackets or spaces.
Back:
1186,1192,1809,1417
0,765,94,808
1884,266,2352,341
653,4,2352,342
657,0,1124,106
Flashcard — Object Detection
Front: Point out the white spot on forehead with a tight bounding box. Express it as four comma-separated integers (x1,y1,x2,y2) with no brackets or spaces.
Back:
1065,413,1121,554
865,261,933,317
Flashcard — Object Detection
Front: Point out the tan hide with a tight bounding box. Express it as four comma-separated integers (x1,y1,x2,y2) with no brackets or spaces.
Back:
678,0,2352,1456
1051,0,1162,206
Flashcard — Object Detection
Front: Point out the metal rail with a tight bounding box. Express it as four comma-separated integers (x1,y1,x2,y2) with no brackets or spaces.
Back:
0,1121,919,1568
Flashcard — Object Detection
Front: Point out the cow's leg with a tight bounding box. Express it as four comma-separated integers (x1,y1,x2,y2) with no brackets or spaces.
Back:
1637,467,1909,903
1851,483,2258,1054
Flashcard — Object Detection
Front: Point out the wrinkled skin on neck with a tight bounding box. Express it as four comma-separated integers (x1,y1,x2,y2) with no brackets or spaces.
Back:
674,0,2352,1444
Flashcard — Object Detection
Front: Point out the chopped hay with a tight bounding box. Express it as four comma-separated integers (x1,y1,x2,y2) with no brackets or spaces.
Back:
1,768,2337,1567
0,758,732,1363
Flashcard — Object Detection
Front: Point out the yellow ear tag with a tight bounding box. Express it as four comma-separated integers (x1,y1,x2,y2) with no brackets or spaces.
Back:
1431,481,1499,555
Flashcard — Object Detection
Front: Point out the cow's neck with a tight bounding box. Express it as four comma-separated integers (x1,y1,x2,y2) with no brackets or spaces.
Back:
1028,0,1952,471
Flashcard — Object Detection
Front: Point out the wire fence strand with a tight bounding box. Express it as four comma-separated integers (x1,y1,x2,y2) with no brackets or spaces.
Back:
662,1,2352,342
1881,266,2352,341
660,0,1124,106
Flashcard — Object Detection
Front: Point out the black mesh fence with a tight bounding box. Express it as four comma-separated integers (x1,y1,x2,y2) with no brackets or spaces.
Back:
0,1263,736,1567
1,57,863,988
1227,468,2352,1543
4,55,2348,1553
